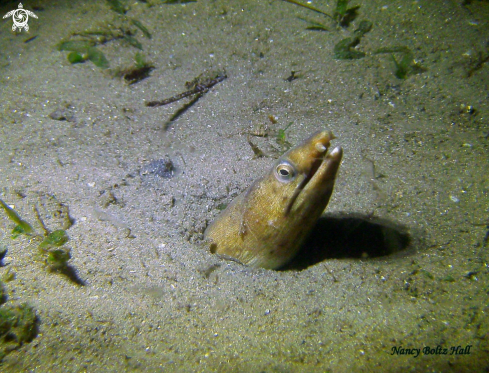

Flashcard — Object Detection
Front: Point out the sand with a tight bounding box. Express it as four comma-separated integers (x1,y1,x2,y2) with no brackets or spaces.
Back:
0,0,488,371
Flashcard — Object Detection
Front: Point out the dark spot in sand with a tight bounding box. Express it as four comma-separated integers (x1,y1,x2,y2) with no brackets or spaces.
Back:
140,156,176,179
48,105,76,122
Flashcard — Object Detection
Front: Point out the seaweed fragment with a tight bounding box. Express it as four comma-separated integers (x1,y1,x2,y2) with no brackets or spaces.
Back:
57,40,109,68
87,46,110,68
123,34,142,50
38,229,69,250
0,197,81,283
390,54,410,79
354,18,372,36
333,20,372,59
374,46,425,79
131,18,151,39
334,37,363,59
67,51,84,64
276,122,294,151
298,17,329,31
58,40,95,52
0,199,33,238
58,3,151,69
46,249,71,271
334,0,360,27
0,303,38,362
106,0,127,14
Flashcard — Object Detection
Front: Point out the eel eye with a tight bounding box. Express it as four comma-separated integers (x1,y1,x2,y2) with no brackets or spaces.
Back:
275,161,296,183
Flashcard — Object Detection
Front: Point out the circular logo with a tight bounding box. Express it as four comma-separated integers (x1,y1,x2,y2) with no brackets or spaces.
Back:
3,3,38,32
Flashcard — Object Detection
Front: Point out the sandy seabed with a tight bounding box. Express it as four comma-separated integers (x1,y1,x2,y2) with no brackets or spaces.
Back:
0,0,488,371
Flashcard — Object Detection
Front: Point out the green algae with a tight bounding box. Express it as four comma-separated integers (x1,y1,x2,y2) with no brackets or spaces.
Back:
0,199,33,238
0,304,38,362
0,198,72,274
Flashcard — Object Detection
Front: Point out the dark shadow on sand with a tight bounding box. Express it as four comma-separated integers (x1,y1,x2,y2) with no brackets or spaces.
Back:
282,212,416,271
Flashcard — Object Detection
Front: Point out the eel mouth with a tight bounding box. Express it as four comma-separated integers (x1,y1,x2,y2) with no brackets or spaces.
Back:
284,145,343,216
309,145,343,190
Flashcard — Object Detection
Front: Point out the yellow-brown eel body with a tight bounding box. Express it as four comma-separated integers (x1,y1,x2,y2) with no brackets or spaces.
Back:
205,130,343,269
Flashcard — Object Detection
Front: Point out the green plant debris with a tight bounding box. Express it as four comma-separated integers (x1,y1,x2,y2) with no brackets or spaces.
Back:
334,0,360,27
0,199,33,238
57,41,109,68
0,198,75,280
87,46,110,68
391,54,409,79
38,230,69,251
106,0,127,14
354,19,372,36
335,0,349,16
334,37,364,59
0,303,38,362
72,29,115,44
123,35,143,50
376,46,413,78
10,225,29,239
37,230,72,271
57,40,95,52
333,20,372,60
276,122,294,150
298,17,328,31
58,11,151,70
131,19,151,39
374,46,425,79
134,52,146,68
1,268,15,283
67,51,85,64
47,249,71,271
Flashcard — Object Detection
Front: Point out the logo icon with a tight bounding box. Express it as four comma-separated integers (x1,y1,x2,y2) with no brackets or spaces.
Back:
3,3,38,32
